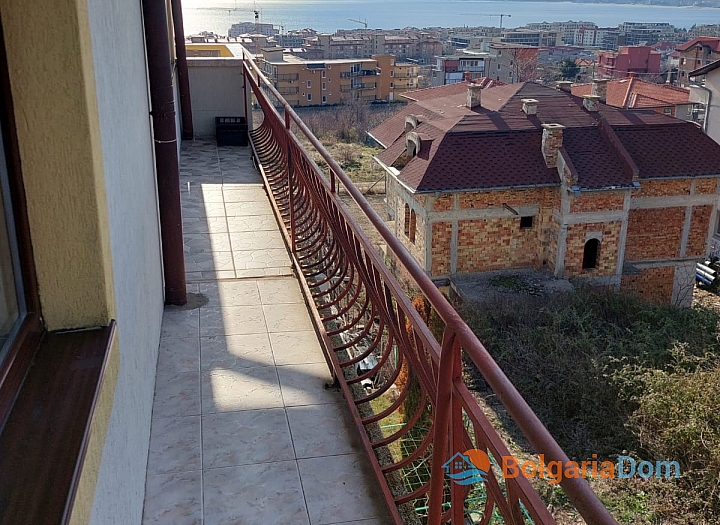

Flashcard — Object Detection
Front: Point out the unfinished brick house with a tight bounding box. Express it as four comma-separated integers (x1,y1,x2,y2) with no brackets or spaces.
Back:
368,81,720,305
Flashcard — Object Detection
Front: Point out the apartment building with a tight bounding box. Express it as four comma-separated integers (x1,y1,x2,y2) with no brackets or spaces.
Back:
302,31,442,63
526,20,596,44
489,43,540,83
597,46,662,79
259,48,417,105
500,29,562,47
432,51,495,86
618,22,676,46
676,37,720,86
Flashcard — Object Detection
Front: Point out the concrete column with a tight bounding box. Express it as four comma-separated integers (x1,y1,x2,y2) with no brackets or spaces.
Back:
615,192,632,289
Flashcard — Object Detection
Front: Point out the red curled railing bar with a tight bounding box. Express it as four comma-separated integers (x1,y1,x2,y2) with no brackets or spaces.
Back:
241,50,619,525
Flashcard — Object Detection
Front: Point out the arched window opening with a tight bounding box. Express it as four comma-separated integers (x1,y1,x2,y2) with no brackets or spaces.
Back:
403,204,410,237
583,239,600,270
409,210,417,244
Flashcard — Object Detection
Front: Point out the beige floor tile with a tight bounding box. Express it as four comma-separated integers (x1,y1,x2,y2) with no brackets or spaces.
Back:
258,278,304,305
181,200,227,218
202,366,283,413
199,306,267,337
202,408,294,469
147,415,201,475
222,188,268,202
263,303,314,333
297,454,390,525
277,362,339,407
181,189,224,204
156,336,200,377
325,519,392,525
161,308,199,340
233,248,291,270
185,251,234,273
198,281,260,307
182,216,228,234
226,215,278,232
143,471,202,525
223,201,273,217
201,334,274,370
186,270,237,282
229,230,285,251
270,331,326,366
184,233,231,255
153,370,201,419
235,267,294,279
203,462,309,525
286,403,362,459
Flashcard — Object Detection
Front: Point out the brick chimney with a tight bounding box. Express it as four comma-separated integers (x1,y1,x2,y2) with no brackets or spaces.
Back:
541,123,565,168
583,94,600,112
467,83,482,109
591,78,609,102
521,98,538,115
556,81,573,92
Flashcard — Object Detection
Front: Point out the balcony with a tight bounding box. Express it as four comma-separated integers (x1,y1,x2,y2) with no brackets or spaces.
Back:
277,73,300,82
143,51,618,525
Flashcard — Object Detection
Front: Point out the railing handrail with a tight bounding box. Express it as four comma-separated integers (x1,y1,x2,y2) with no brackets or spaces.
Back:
242,49,618,525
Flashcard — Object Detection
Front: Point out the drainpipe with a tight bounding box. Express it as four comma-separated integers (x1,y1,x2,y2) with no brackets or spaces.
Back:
171,0,194,140
142,0,187,305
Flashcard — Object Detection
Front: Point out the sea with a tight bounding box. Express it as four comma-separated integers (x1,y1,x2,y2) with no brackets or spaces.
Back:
181,0,720,36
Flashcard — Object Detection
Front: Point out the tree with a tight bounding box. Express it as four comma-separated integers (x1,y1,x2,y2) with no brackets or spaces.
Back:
559,58,580,80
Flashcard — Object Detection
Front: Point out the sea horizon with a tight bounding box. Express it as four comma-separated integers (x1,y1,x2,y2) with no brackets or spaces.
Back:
182,0,720,36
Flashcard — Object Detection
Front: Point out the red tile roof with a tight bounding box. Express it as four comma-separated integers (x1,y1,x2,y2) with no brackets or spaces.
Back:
677,37,720,52
400,78,504,103
369,82,720,193
570,78,689,109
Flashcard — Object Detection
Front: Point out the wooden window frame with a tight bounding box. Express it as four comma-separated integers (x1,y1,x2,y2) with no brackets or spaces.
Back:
0,19,43,429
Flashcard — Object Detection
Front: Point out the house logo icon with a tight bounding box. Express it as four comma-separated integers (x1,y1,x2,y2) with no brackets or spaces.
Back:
442,449,491,485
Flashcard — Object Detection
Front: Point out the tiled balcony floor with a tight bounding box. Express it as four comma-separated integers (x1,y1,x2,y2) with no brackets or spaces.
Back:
142,140,389,525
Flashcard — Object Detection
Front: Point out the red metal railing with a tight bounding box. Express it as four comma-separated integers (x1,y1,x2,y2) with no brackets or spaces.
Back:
242,54,618,525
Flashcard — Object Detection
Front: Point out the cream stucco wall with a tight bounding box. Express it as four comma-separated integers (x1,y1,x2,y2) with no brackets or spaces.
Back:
85,0,165,523
0,0,165,523
188,58,247,137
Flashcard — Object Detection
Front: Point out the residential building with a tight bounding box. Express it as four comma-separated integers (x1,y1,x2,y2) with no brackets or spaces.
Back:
617,22,676,46
259,48,415,105
676,37,720,86
525,20,596,45
432,51,495,86
302,31,442,63
689,24,720,39
489,43,540,83
572,27,618,48
500,28,562,47
370,81,720,305
228,21,278,37
571,76,694,119
538,46,587,64
597,46,662,79
689,59,720,145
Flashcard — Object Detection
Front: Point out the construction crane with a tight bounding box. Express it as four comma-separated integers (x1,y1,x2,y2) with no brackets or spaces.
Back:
348,18,368,29
461,13,512,30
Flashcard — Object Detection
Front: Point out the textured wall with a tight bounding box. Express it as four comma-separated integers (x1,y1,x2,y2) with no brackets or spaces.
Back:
188,59,246,136
456,217,538,273
633,179,691,198
86,0,164,523
431,221,452,275
687,205,714,257
563,221,622,278
621,266,675,304
626,207,685,260
0,0,115,330
569,191,625,213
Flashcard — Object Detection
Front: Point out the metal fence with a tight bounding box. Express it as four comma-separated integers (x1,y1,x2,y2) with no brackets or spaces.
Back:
242,52,618,525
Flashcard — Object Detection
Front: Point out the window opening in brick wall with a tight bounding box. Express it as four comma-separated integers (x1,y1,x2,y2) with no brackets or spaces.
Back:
404,204,410,237
409,210,417,244
520,216,533,229
583,239,600,269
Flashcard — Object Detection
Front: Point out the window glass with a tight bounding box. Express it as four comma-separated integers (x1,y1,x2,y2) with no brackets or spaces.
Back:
0,120,22,357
